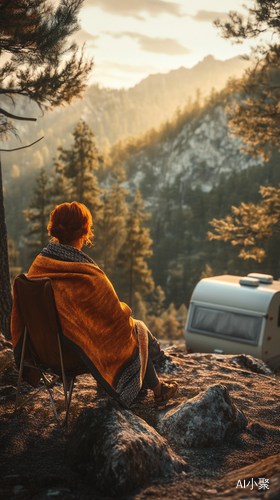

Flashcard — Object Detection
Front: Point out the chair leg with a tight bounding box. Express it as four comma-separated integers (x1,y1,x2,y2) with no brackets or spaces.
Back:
63,377,76,429
68,377,75,409
15,328,77,428
15,327,28,410
56,333,68,411
15,383,54,410
41,372,59,423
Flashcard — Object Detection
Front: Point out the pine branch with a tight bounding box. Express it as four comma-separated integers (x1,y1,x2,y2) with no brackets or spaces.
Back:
0,107,37,122
0,88,26,94
0,136,44,152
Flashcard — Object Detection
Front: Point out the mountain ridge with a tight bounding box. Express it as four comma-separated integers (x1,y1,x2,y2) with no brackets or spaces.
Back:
2,54,250,180
129,55,249,98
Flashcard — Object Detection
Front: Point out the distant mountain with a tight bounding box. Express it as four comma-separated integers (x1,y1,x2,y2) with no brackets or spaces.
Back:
79,55,250,145
120,94,262,200
2,55,250,181
84,54,249,139
129,54,249,103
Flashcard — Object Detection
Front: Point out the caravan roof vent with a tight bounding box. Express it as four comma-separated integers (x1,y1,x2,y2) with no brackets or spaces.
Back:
239,277,259,287
247,273,273,284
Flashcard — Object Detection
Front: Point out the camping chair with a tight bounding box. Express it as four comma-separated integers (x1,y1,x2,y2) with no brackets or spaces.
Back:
13,274,90,428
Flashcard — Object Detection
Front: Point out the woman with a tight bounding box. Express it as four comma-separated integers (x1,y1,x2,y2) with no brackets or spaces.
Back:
12,201,178,408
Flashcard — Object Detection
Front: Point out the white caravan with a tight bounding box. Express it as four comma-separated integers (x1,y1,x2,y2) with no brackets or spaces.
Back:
185,273,280,369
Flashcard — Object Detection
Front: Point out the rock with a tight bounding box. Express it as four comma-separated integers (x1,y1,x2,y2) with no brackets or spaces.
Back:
216,452,280,499
247,423,268,440
46,489,73,498
67,401,187,496
157,384,247,448
0,349,15,374
229,354,275,377
152,350,181,374
13,485,26,495
0,333,13,352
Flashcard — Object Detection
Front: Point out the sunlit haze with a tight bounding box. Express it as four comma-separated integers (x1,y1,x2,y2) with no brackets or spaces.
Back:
78,0,255,89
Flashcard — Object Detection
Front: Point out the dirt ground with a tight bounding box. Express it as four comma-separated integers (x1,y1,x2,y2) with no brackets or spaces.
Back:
1,339,280,500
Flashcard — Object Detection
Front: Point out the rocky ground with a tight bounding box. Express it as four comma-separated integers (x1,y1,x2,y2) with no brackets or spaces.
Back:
0,335,280,500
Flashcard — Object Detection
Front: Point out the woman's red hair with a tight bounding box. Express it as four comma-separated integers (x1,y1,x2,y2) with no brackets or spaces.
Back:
48,201,94,246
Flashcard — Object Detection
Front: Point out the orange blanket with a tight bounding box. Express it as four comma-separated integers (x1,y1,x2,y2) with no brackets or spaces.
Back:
11,255,148,407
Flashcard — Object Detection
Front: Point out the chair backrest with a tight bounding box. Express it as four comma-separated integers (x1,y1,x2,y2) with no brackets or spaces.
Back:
14,274,89,376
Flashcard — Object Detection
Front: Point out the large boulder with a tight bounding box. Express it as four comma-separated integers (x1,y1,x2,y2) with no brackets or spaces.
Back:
67,401,187,496
228,354,276,377
157,384,247,448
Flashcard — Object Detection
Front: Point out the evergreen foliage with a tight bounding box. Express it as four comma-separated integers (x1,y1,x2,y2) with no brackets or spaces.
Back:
109,95,204,169
0,0,93,140
209,1,280,265
149,285,166,318
215,1,280,160
146,151,280,308
116,190,154,309
208,185,280,262
15,113,280,337
94,171,128,278
51,156,72,206
215,1,280,42
6,69,280,341
23,168,51,257
0,0,93,339
55,120,102,217
20,122,156,325
146,300,187,340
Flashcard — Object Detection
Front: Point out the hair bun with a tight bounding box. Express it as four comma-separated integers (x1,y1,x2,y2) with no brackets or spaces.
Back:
51,223,66,239
47,201,94,246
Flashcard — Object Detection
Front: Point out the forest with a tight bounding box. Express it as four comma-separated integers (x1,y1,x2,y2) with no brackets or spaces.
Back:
4,82,280,341
2,0,280,342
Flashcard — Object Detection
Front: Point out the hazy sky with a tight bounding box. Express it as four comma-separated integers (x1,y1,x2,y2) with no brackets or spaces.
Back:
77,0,255,89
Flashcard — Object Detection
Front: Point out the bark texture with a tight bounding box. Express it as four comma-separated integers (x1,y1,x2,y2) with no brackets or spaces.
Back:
0,156,12,339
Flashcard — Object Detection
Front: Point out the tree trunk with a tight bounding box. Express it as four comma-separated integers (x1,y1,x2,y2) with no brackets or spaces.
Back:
128,249,133,309
0,155,12,339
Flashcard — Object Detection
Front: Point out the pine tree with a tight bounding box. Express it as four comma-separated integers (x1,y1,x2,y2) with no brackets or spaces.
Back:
57,120,102,219
208,185,280,262
149,285,166,317
95,161,128,274
117,190,154,310
0,0,93,339
0,0,93,140
200,263,214,279
215,1,280,44
50,157,72,207
215,1,280,160
163,314,181,340
208,1,280,274
94,184,128,276
23,168,52,260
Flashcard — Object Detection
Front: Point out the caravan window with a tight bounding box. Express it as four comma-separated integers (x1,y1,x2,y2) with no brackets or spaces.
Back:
189,305,263,344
